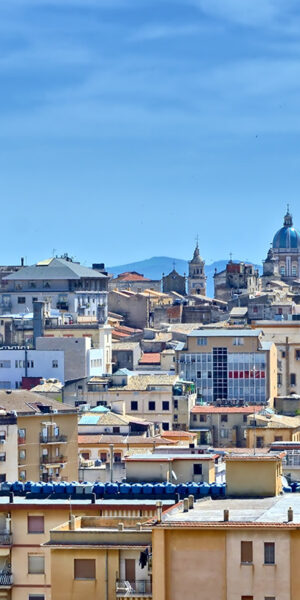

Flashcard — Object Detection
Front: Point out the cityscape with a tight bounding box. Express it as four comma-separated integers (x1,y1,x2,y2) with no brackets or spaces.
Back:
2,0,300,599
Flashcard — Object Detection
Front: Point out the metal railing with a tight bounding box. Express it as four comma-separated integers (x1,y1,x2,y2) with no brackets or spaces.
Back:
0,533,12,545
40,455,66,465
40,434,67,443
0,570,12,586
116,580,152,596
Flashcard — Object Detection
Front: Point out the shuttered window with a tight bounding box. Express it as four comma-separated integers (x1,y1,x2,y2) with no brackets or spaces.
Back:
241,541,253,564
28,555,45,574
74,559,96,580
28,516,44,533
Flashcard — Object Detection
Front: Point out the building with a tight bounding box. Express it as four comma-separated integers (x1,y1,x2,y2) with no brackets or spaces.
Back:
190,405,264,447
262,208,300,284
1,255,108,321
151,462,299,600
0,410,18,482
214,260,260,302
246,412,300,449
225,452,283,497
0,390,78,482
187,243,206,296
108,270,161,293
125,452,218,483
274,394,300,416
176,328,277,405
47,514,152,600
112,342,142,372
162,269,186,295
85,372,196,432
78,406,153,437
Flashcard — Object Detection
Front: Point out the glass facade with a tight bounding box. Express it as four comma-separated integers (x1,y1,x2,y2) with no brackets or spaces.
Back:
179,348,267,404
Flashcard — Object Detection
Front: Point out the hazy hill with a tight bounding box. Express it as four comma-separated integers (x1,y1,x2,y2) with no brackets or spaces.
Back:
108,257,262,297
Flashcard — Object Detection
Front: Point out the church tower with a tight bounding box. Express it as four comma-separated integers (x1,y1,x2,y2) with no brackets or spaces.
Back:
188,241,206,295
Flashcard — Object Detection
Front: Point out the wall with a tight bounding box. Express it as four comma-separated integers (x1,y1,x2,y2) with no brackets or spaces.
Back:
36,337,90,381
0,349,64,389
226,459,281,497
246,427,300,448
108,292,149,329
125,458,214,483
0,421,18,481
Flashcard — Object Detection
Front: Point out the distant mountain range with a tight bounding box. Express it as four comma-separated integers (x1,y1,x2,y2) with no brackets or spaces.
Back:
108,257,262,297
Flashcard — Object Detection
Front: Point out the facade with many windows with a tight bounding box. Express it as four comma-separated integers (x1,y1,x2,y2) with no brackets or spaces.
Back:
176,329,277,405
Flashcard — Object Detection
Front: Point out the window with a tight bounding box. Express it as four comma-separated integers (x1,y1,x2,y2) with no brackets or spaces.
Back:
241,541,253,564
173,399,178,409
0,361,11,368
114,453,121,463
148,401,156,411
241,597,253,600
112,427,120,434
296,350,300,361
52,360,58,368
131,401,138,411
18,297,26,304
100,453,107,462
193,464,202,475
264,542,275,564
220,429,229,438
290,373,296,386
19,470,26,480
281,350,286,358
221,415,228,423
0,475,6,483
18,428,26,443
29,596,45,600
197,337,207,346
192,414,197,422
197,371,201,378
74,559,96,580
280,266,285,276
162,401,169,411
274,436,282,442
0,453,6,462
0,431,6,441
200,415,206,422
28,516,44,534
81,452,90,460
277,373,282,385
265,597,275,600
28,555,45,574
162,422,169,430
256,436,264,448
243,415,247,423
233,337,244,346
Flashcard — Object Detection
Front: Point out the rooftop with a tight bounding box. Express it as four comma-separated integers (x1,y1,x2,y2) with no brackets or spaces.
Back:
125,453,216,462
109,374,179,391
0,390,76,415
188,328,262,338
191,405,264,414
4,257,107,281
138,353,161,365
160,495,300,526
78,434,174,445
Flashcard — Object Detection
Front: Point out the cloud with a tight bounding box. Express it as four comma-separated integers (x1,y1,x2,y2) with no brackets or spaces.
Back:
190,0,295,26
129,23,211,42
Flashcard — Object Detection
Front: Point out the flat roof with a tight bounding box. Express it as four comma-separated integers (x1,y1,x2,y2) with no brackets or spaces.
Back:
188,329,262,337
160,495,300,526
125,453,216,462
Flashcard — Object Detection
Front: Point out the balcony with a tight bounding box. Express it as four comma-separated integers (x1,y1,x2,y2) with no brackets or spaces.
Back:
40,434,67,444
0,570,12,587
0,533,12,546
40,455,66,465
116,580,152,598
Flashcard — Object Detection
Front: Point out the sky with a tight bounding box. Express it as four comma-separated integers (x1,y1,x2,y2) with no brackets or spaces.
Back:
2,0,300,268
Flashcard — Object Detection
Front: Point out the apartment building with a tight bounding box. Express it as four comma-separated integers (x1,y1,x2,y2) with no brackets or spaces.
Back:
0,493,163,600
0,411,18,482
47,515,152,600
251,321,300,396
1,256,108,321
176,328,277,405
246,412,300,449
125,453,218,484
84,372,196,432
190,405,264,447
0,390,78,482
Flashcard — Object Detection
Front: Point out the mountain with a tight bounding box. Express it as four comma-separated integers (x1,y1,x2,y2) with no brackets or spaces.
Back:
107,257,262,297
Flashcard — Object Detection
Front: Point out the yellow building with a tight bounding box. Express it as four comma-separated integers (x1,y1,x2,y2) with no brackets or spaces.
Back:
176,328,277,405
246,412,300,449
225,453,283,497
0,390,78,482
152,494,300,600
47,516,152,600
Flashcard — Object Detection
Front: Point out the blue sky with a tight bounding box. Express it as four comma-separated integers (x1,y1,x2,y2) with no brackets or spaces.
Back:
2,0,300,268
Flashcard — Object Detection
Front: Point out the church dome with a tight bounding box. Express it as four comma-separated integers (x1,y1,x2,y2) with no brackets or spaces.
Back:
272,209,300,250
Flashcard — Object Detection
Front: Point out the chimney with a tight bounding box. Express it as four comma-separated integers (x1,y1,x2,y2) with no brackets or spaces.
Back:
21,257,24,267
136,522,142,531
118,523,124,531
288,507,293,522
223,509,229,522
156,501,162,523
183,498,189,513
69,515,76,530
33,301,45,346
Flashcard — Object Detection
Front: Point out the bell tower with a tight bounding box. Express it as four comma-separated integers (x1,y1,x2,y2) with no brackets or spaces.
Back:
188,239,206,295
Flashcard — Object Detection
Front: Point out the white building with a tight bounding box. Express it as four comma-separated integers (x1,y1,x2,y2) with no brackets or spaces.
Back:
1,255,108,321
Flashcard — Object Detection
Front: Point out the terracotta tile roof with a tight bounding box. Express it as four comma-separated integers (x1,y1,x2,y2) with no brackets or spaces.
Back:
161,431,197,439
191,405,264,414
139,353,161,365
78,434,174,445
115,272,150,282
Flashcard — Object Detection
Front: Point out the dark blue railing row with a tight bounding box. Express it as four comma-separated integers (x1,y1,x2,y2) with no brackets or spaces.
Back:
0,480,227,500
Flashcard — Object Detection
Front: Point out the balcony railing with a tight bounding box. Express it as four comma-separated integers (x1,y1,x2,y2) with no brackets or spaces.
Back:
40,434,67,444
0,570,12,586
40,455,66,465
0,533,12,545
116,580,152,597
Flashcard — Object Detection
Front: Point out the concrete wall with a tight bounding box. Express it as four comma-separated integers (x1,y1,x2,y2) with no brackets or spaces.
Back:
226,459,282,497
125,458,215,483
0,349,64,389
108,291,149,329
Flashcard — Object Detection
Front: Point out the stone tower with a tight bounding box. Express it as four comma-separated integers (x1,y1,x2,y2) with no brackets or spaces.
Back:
188,242,206,295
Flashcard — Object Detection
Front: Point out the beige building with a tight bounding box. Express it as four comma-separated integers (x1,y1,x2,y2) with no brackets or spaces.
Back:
251,321,300,396
225,453,283,497
190,405,264,447
0,390,78,482
47,515,152,600
85,373,196,432
125,453,217,483
0,411,18,482
176,328,277,405
246,412,300,449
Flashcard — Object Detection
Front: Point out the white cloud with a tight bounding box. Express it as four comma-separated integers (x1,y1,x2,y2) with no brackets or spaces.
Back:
191,0,293,26
129,23,211,42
